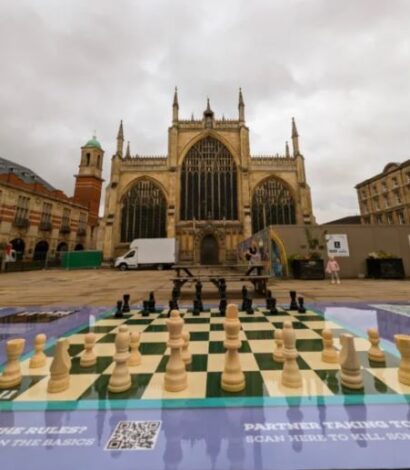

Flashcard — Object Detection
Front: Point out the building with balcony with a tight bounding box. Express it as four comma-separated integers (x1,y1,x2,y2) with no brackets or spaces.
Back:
356,161,410,225
0,136,104,260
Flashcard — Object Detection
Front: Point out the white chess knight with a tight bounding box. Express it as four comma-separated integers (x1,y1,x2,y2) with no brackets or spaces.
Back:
0,338,25,389
221,304,245,392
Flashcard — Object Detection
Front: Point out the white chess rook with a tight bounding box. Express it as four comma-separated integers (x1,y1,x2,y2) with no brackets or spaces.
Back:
128,331,142,367
164,310,187,392
108,325,132,393
80,332,97,367
339,334,364,389
367,328,386,363
47,338,71,393
221,304,245,392
321,329,339,363
29,334,47,369
394,334,410,386
281,321,302,388
273,329,284,363
0,338,25,389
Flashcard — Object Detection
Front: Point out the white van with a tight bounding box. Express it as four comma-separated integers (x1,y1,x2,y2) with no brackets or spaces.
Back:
114,238,176,271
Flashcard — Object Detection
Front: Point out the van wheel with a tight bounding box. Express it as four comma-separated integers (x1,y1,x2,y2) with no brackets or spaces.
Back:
157,264,164,271
119,263,128,271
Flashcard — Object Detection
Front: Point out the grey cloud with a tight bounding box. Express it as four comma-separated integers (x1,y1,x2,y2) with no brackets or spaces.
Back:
1,0,410,223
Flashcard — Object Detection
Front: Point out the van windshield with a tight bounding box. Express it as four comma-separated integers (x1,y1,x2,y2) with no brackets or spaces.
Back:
125,250,135,258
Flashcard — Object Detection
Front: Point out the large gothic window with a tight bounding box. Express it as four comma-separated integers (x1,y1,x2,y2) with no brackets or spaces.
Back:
180,137,238,220
120,180,166,242
251,178,296,232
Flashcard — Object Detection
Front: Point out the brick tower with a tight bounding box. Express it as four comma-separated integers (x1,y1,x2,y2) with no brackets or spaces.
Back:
74,135,104,228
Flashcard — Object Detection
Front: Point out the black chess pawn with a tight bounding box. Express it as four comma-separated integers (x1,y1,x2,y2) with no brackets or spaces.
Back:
192,298,201,316
172,285,180,301
297,296,306,313
142,300,150,317
269,297,278,315
219,297,227,316
289,290,298,311
195,293,204,312
122,294,131,313
265,290,273,310
148,291,156,313
168,299,178,317
115,300,123,318
245,297,254,315
195,280,203,296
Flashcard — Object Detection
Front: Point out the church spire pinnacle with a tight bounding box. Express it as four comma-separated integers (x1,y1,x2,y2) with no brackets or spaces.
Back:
285,141,290,158
203,97,214,118
172,87,179,123
238,87,245,122
125,141,131,159
291,117,300,156
116,120,124,157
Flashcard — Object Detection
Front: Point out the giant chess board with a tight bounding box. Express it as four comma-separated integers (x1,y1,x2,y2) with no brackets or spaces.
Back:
1,306,409,411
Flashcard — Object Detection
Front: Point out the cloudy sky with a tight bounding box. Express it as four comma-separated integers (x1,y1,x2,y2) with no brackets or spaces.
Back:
1,0,409,223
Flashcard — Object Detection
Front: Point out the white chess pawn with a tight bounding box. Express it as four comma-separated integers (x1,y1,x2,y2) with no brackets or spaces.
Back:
0,338,25,389
164,310,187,392
273,329,284,363
281,321,302,388
367,328,385,363
80,333,97,367
221,304,245,392
394,334,410,386
181,331,192,365
48,338,71,393
321,329,339,363
29,334,47,369
339,334,364,389
128,331,142,367
108,325,132,393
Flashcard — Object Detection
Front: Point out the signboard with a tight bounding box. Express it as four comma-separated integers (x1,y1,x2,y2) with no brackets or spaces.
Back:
326,233,350,257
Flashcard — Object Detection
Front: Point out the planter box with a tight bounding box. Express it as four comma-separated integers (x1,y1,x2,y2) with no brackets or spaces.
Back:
291,259,325,280
366,258,405,279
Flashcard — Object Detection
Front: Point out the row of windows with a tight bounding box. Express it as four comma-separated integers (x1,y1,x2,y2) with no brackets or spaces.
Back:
361,172,410,199
363,210,406,225
5,195,88,231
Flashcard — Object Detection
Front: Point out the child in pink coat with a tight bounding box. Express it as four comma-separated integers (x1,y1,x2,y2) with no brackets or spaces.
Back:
326,256,341,284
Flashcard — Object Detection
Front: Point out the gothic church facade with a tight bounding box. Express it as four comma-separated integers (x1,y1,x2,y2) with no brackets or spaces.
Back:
101,90,315,263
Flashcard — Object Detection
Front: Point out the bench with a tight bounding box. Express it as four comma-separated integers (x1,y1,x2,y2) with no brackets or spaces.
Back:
171,274,270,295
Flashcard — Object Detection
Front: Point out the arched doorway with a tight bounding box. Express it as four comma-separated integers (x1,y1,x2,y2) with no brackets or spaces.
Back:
74,243,84,251
10,238,25,260
33,240,49,261
56,242,68,260
200,235,219,265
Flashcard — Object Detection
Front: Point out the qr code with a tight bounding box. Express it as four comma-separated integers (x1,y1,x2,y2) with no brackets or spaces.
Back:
105,420,162,451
